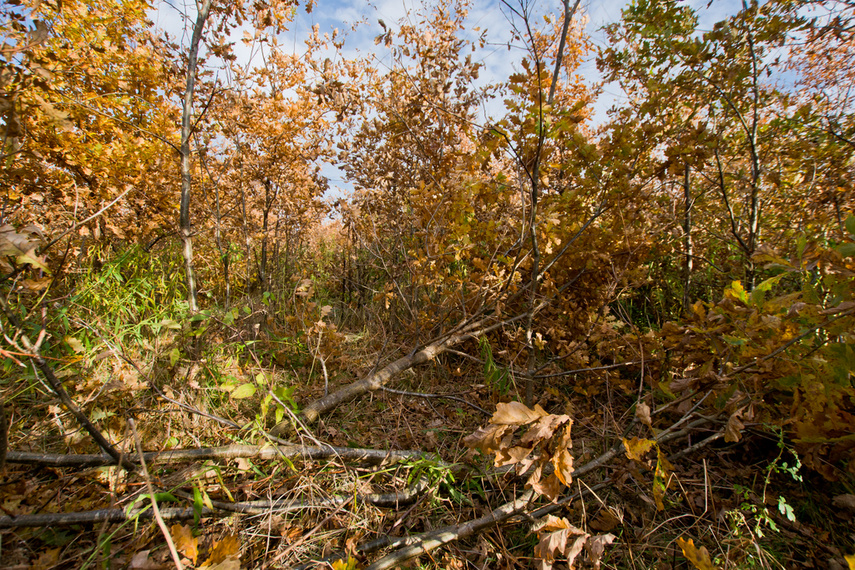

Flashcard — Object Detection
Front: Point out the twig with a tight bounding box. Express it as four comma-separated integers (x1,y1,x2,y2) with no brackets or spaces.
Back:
357,416,716,568
131,418,184,570
0,298,136,471
380,386,491,416
6,443,435,468
40,186,134,254
0,506,215,529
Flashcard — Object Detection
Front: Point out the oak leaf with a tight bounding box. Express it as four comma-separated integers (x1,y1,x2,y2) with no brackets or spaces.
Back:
491,401,549,425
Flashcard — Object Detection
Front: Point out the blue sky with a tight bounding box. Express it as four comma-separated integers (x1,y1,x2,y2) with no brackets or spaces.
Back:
150,0,748,197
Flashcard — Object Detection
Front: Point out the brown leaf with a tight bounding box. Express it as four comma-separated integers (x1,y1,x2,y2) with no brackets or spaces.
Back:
520,415,567,446
534,521,587,570
495,444,532,468
551,447,574,486
30,548,61,570
463,424,511,454
129,550,160,569
201,535,241,567
170,524,198,565
724,409,745,443
589,508,621,533
531,472,563,501
832,494,855,511
491,401,549,425
585,533,616,568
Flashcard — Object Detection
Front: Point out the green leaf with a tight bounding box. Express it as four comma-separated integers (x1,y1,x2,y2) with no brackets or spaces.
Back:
845,215,855,236
838,243,855,258
727,281,750,304
160,318,181,330
169,347,180,367
751,274,783,305
722,334,747,346
232,383,256,399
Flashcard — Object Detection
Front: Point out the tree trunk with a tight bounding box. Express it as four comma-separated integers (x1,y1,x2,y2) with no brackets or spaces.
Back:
682,162,693,314
179,0,214,313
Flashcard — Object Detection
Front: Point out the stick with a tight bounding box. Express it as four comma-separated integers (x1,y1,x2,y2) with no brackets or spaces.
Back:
5,443,436,468
131,418,184,570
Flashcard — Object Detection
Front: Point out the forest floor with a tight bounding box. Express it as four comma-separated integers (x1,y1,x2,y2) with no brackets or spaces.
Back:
1,311,854,570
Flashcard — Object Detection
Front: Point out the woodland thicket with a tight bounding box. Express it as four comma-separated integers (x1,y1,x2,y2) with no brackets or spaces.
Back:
1,0,855,568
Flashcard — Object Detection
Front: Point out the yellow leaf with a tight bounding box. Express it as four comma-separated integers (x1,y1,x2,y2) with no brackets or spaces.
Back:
199,535,241,568
623,437,655,461
331,556,359,570
170,524,198,565
676,537,717,570
846,554,855,570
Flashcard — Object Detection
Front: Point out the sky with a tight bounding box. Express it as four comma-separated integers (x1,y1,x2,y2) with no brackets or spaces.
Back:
150,0,747,198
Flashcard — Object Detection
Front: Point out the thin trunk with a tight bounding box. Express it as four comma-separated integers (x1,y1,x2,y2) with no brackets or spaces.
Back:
179,0,214,313
743,0,761,291
682,162,693,314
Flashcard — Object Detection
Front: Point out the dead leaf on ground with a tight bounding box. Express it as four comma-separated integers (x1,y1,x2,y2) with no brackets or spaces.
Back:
676,537,718,570
832,494,855,511
170,524,199,565
635,402,652,428
199,534,241,568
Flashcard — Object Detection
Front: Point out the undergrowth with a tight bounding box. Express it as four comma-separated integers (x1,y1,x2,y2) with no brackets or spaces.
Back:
1,244,854,569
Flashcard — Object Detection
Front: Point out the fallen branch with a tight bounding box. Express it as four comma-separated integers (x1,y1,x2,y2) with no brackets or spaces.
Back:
6,444,434,468
298,318,491,423
0,476,430,529
0,506,212,529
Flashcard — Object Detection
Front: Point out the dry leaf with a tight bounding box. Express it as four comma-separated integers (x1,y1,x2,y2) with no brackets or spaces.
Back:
724,408,745,443
676,537,717,570
551,447,574,486
832,494,855,511
585,533,616,568
30,547,61,570
199,534,241,567
170,524,198,564
623,437,655,461
635,402,652,428
129,550,160,569
491,401,549,425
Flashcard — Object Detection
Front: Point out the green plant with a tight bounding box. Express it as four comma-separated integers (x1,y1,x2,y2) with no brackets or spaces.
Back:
480,337,511,396
724,428,802,569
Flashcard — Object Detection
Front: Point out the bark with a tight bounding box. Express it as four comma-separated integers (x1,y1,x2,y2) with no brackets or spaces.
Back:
179,0,214,313
682,162,693,314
